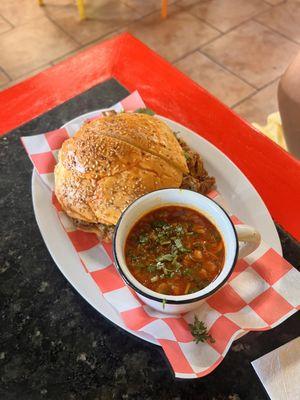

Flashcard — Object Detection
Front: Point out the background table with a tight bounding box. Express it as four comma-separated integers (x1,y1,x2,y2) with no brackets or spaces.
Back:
0,34,299,399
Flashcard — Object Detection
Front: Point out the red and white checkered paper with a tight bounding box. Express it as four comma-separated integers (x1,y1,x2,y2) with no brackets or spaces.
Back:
22,91,300,379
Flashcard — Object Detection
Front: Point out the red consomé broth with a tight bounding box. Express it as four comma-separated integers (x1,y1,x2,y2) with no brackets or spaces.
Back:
124,206,225,296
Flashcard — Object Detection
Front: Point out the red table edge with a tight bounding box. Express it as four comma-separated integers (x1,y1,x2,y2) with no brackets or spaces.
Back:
1,33,299,241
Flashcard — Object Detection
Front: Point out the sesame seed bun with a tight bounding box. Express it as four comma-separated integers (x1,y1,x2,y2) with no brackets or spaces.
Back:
54,113,188,227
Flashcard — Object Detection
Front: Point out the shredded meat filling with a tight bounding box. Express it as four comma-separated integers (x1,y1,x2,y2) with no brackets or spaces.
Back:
178,138,215,194
73,219,115,243
71,138,215,242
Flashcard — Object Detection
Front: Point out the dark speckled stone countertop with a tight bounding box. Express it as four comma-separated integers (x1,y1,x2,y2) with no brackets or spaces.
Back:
0,79,299,400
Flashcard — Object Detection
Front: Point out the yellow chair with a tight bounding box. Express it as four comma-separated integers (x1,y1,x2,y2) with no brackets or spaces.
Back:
161,0,168,18
38,0,167,20
38,0,86,19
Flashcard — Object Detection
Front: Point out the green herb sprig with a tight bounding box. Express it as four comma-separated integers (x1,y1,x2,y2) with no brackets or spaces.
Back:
183,151,191,161
188,316,215,344
135,108,155,115
138,234,149,244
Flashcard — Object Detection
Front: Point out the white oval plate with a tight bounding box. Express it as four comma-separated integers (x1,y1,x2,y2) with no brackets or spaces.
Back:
32,110,282,346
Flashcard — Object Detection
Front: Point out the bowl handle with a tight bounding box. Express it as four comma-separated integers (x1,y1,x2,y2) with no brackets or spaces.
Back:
236,225,261,259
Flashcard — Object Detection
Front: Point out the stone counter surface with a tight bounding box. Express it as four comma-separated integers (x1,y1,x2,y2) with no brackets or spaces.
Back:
0,80,299,400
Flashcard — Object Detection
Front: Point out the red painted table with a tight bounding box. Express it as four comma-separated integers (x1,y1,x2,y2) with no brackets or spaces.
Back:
1,33,299,241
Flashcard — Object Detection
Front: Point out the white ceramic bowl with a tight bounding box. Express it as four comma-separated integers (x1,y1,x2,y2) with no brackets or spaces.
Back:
113,189,260,314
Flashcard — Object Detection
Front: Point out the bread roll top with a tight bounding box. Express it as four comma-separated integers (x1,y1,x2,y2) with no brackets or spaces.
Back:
74,113,188,174
54,113,188,226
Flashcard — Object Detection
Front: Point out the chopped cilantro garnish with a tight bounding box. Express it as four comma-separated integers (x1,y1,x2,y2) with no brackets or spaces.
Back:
174,238,183,249
182,268,192,276
174,238,190,253
147,264,157,272
156,261,165,270
152,221,168,228
157,253,174,263
160,240,171,245
174,225,185,235
138,234,149,244
171,257,182,270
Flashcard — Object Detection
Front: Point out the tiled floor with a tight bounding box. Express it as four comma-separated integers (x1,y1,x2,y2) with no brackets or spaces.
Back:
1,0,300,125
